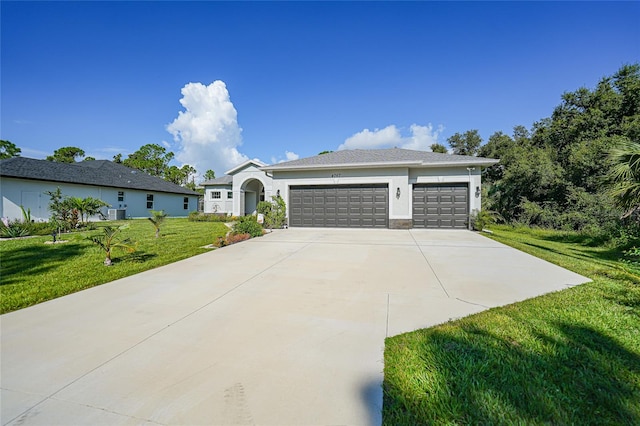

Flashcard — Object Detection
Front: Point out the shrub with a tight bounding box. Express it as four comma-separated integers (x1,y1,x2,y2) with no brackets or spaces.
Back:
188,212,236,222
232,215,264,238
471,209,503,231
256,196,286,229
0,222,30,238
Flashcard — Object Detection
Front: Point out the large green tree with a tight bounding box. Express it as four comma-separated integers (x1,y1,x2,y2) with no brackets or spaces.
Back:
480,64,639,231
447,130,482,156
46,146,85,162
0,140,21,159
165,164,196,186
123,144,174,177
203,169,216,181
430,143,448,154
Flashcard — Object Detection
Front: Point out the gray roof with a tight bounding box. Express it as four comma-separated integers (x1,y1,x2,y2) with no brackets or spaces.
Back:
0,157,199,196
201,175,233,186
262,148,498,171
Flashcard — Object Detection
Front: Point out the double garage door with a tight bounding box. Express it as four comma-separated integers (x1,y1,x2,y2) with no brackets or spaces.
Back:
289,185,388,228
412,183,469,229
289,183,469,229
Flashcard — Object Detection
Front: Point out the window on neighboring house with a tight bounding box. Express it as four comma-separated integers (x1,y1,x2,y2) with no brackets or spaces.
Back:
146,194,154,209
183,197,189,210
211,191,221,199
227,191,233,199
117,191,124,202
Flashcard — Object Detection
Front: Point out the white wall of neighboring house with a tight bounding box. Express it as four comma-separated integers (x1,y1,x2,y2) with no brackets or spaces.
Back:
203,185,233,214
0,177,198,222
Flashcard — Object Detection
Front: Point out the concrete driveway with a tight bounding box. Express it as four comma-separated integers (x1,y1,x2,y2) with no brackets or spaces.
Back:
1,229,589,425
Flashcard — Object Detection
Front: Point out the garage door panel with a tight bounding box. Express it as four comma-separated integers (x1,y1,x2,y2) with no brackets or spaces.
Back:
413,183,468,229
290,185,388,228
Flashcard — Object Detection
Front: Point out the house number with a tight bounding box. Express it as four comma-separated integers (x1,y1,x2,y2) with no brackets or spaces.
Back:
331,173,342,178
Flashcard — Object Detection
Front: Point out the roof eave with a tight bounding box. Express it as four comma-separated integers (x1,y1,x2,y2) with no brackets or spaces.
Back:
262,160,421,172
262,158,499,172
225,159,268,175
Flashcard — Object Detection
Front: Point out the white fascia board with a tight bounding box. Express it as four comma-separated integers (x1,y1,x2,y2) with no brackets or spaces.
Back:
261,160,421,172
416,159,500,168
225,159,268,175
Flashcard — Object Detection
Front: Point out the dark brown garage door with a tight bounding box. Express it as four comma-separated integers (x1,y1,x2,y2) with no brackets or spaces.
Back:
413,183,468,229
289,185,388,228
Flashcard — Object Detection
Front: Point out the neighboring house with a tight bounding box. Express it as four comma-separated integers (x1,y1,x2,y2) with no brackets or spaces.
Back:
201,175,233,214
0,157,200,222
204,148,498,229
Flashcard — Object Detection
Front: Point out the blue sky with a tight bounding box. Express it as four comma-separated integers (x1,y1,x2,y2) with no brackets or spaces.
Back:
2,1,638,178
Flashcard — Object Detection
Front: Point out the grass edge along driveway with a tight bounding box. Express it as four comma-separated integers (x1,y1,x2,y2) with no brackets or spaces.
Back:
383,226,640,425
0,219,229,314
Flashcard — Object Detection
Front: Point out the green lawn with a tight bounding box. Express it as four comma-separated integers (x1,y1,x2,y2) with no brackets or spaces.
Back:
0,218,229,314
383,225,640,425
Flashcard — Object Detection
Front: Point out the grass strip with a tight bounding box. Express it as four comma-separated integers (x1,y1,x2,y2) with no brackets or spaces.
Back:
383,225,640,425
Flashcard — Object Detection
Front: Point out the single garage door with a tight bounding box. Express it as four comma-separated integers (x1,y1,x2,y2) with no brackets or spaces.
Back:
289,185,388,228
413,183,468,229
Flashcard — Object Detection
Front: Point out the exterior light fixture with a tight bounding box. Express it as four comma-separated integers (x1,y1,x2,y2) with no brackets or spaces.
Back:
276,189,281,197
475,186,480,198
396,187,401,198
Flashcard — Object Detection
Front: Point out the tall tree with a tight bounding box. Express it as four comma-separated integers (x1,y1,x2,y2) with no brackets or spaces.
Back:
123,144,174,177
430,143,448,154
165,164,196,186
46,147,85,162
447,130,482,156
203,169,216,181
112,153,123,163
0,140,21,159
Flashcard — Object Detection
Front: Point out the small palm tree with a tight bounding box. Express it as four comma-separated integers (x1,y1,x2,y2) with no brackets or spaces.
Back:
87,225,136,266
607,138,640,217
148,210,168,238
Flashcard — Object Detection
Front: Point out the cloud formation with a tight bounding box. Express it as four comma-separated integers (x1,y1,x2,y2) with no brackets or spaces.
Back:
271,150,300,164
338,123,444,151
167,81,248,177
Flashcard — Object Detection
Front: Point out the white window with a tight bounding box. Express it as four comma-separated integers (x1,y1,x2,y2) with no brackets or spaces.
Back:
117,191,124,202
227,191,233,199
211,191,221,199
146,194,154,209
183,197,189,210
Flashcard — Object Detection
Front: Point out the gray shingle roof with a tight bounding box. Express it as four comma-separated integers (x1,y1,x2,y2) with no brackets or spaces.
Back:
0,157,199,196
202,175,233,186
262,148,498,171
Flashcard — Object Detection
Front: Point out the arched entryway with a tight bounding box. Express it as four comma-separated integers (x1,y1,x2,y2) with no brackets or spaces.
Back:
241,178,265,215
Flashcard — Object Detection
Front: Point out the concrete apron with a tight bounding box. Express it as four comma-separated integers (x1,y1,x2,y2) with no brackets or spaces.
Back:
1,229,589,426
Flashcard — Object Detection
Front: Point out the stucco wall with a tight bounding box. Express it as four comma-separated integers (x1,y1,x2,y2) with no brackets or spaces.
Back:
271,166,484,222
230,164,273,216
0,177,198,222
203,185,233,214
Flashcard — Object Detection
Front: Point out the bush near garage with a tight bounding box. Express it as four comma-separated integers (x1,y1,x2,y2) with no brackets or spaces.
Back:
231,215,264,238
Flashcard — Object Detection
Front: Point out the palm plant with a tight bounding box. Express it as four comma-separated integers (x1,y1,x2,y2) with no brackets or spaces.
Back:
87,225,136,266
148,210,168,238
607,138,640,218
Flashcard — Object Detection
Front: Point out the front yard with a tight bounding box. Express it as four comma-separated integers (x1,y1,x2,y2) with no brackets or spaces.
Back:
0,218,229,314
383,226,640,424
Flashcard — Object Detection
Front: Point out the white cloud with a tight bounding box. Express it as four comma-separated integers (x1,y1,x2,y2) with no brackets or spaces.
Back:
285,151,299,161
166,81,248,176
339,123,444,152
271,150,300,164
